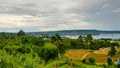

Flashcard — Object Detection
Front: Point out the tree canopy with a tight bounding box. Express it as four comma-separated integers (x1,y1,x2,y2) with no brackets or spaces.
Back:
17,30,26,38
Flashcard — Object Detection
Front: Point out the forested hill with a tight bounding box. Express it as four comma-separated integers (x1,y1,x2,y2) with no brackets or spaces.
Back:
27,30,120,36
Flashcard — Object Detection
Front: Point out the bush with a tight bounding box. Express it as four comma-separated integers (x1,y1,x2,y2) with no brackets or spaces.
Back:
82,59,86,63
108,45,117,56
88,57,95,64
38,47,58,62
107,57,113,65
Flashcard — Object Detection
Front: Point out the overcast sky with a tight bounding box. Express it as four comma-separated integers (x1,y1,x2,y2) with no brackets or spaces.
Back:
0,0,120,32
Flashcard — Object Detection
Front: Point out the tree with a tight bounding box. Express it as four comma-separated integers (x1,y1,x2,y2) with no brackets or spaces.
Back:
33,38,44,46
17,30,25,38
86,34,93,43
108,45,117,56
86,34,93,49
38,47,58,63
51,36,56,43
82,59,86,63
88,57,96,64
51,33,65,58
107,57,113,65
77,35,83,42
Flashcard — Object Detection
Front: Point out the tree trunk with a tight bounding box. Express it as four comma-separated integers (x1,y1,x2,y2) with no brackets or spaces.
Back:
58,49,61,59
54,63,58,68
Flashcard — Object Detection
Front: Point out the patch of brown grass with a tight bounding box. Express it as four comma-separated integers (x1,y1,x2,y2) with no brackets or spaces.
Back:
87,53,108,63
65,49,90,60
86,48,109,63
65,48,120,64
94,47,110,54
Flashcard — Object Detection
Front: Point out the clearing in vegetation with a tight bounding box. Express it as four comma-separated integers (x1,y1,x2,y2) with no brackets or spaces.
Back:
65,49,90,60
88,48,110,64
65,48,120,64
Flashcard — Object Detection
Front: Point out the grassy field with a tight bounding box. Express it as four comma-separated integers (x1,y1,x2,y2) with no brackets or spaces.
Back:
65,49,90,60
87,53,108,64
65,47,120,64
87,48,110,64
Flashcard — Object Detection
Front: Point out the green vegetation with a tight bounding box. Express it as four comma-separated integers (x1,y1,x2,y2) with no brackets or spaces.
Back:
88,57,96,64
107,57,113,65
0,30,120,68
108,45,117,56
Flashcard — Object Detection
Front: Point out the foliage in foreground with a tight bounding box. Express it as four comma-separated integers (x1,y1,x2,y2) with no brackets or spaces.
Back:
0,50,40,68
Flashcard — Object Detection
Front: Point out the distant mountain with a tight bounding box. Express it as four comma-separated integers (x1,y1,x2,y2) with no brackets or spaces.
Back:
26,30,120,36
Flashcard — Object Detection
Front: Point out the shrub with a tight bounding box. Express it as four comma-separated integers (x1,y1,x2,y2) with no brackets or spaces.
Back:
108,45,117,56
82,59,86,63
88,57,95,64
107,57,113,65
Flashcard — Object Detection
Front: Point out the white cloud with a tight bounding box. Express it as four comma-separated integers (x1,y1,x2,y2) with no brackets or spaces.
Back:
0,14,47,28
0,14,26,28
38,21,94,31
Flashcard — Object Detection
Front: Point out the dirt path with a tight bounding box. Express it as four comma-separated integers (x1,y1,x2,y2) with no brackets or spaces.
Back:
81,53,90,60
94,47,110,54
81,48,110,60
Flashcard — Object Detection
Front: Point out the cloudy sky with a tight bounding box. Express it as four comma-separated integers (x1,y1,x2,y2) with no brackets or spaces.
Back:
0,0,120,32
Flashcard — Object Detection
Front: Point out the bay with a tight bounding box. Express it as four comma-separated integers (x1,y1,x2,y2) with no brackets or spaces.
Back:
61,34,120,39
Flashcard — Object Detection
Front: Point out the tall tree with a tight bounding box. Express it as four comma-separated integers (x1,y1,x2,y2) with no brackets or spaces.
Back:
86,34,93,43
77,35,83,42
17,30,25,38
52,33,64,58
86,34,93,49
107,57,113,65
17,30,26,44
108,45,117,56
